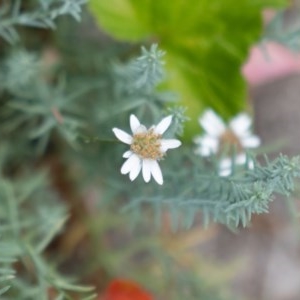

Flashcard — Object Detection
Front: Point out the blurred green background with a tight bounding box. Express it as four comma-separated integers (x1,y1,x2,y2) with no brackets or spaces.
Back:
89,0,285,138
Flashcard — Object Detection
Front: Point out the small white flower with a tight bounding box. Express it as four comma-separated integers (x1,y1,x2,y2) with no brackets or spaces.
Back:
218,153,255,177
113,114,181,185
194,109,260,175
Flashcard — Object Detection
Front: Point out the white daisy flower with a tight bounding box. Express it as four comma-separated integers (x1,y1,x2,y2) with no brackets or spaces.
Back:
194,109,260,176
112,114,181,185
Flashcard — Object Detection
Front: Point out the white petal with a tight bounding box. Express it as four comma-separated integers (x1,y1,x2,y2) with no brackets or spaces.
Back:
129,159,142,181
130,114,141,133
235,153,254,169
194,135,218,155
199,109,225,137
241,135,261,148
112,128,132,144
219,167,231,177
135,125,147,134
160,139,181,152
219,153,253,176
123,150,132,158
195,146,213,156
121,154,140,175
219,157,232,176
235,153,254,170
154,115,172,134
220,157,232,169
229,113,252,137
235,153,247,164
194,134,218,149
247,159,254,170
142,159,151,182
150,160,163,185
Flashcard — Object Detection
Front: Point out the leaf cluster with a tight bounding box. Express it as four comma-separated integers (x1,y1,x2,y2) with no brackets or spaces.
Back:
0,0,87,44
264,9,300,52
0,166,95,299
0,1,300,300
118,151,300,229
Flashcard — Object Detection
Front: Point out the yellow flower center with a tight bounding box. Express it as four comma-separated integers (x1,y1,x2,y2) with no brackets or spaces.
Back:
130,129,164,160
219,129,243,154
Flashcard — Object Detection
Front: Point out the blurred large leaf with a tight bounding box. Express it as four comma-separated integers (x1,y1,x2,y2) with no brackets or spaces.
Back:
89,0,286,138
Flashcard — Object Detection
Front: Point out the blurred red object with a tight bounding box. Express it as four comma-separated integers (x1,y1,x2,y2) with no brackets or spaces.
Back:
99,279,153,300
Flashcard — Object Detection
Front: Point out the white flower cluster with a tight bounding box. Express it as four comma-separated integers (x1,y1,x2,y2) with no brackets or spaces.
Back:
112,109,260,184
194,109,260,176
